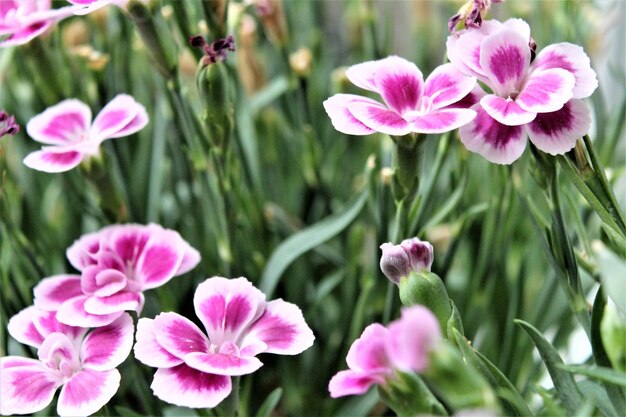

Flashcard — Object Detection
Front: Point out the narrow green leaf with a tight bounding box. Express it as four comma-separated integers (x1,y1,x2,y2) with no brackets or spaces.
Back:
254,387,283,417
593,241,626,314
515,319,584,415
576,380,620,417
259,190,368,297
114,406,149,417
334,389,379,417
560,365,626,388
249,76,291,115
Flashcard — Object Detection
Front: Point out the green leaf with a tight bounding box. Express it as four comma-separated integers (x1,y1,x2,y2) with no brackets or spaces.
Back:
254,387,283,417
515,319,584,415
114,406,149,417
334,389,379,417
259,189,368,297
560,365,626,388
593,241,626,314
576,380,620,417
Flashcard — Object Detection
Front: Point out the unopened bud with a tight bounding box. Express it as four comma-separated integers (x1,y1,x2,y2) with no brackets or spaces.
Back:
380,237,433,284
289,47,312,77
0,111,20,138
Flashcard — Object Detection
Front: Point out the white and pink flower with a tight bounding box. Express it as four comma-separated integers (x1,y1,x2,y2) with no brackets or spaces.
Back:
447,19,598,164
23,94,148,173
323,56,477,137
0,0,79,48
0,307,133,416
33,223,201,327
328,305,441,397
133,276,315,408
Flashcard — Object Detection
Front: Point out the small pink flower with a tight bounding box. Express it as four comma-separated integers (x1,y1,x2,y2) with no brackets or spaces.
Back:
379,237,434,284
23,94,148,172
447,19,598,164
133,276,315,409
33,223,201,327
0,307,133,416
323,56,477,137
0,0,79,48
328,305,441,398
0,110,20,137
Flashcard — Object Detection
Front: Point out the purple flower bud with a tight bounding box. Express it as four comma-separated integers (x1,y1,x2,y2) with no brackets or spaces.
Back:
380,237,434,284
0,111,20,138
190,34,235,67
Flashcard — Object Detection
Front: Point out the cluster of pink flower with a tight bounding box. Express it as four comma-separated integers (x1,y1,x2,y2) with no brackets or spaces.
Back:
324,18,597,164
1,224,315,415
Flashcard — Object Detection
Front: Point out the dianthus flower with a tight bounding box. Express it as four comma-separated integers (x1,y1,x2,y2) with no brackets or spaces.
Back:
329,305,441,397
24,94,148,172
133,277,315,408
447,19,598,164
33,223,201,327
0,307,133,416
323,55,477,136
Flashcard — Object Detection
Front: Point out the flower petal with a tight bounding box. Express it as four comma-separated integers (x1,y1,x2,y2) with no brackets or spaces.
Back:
82,313,134,371
446,19,503,81
423,63,477,109
328,369,385,398
151,364,232,408
240,299,314,356
83,291,143,315
57,369,120,417
527,99,591,155
459,104,528,164
33,309,86,342
194,277,266,346
480,95,536,126
134,318,184,368
411,108,477,134
176,240,201,275
0,358,61,416
479,29,530,97
23,148,84,173
90,94,147,142
346,323,391,372
443,85,487,110
135,230,187,290
532,42,598,99
81,266,127,297
7,306,45,347
322,94,378,136
387,305,442,373
55,296,122,328
517,68,575,114
26,99,91,145
66,231,103,271
33,274,83,311
346,101,411,136
373,56,424,115
153,312,210,359
344,59,384,92
185,347,263,376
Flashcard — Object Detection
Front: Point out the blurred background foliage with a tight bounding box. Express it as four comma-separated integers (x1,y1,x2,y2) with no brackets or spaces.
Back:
1,0,624,416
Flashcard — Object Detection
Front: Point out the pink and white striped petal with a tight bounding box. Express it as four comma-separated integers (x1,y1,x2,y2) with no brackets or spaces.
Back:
153,312,210,359
446,20,503,81
184,348,263,376
90,94,146,142
23,148,84,173
459,104,528,165
0,20,52,48
107,103,149,138
346,323,391,372
83,291,143,315
81,266,127,297
241,299,315,356
38,333,80,372
373,56,424,115
532,43,598,99
517,68,575,114
57,369,120,417
194,277,266,346
411,108,477,134
443,85,487,110
423,63,477,109
347,101,411,136
7,306,45,347
33,309,86,342
387,305,442,373
344,59,384,92
55,296,122,328
33,274,83,311
322,94,378,136
81,313,134,371
479,29,531,97
526,99,591,156
66,232,103,271
328,369,386,398
134,318,184,368
150,364,232,409
26,99,91,145
0,358,61,416
480,95,536,126
176,242,202,275
135,231,186,290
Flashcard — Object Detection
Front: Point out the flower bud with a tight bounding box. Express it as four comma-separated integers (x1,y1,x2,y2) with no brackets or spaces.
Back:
379,237,433,284
399,270,453,335
289,47,312,77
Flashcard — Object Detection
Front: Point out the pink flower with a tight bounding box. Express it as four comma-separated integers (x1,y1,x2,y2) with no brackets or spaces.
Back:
379,237,434,284
0,307,133,416
447,19,598,164
133,277,315,409
33,223,201,328
23,94,148,172
0,0,79,48
328,305,441,397
323,56,477,137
